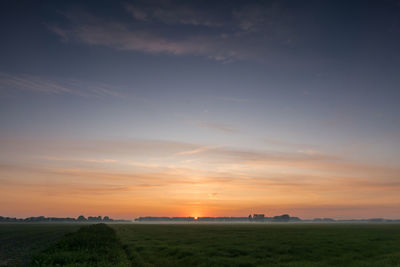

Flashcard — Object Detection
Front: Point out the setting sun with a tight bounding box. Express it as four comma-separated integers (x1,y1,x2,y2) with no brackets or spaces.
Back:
1,0,400,266
0,0,399,222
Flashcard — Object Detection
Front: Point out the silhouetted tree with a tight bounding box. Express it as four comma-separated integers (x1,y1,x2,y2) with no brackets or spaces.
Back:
77,215,87,221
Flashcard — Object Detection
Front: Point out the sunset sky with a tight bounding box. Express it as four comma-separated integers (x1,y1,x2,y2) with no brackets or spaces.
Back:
1,0,400,220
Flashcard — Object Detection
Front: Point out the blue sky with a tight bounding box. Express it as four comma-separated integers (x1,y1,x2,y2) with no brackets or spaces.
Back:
1,0,400,219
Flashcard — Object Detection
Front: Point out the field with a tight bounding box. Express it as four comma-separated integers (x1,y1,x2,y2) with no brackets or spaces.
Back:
2,223,400,266
112,223,400,266
31,224,129,266
0,223,81,266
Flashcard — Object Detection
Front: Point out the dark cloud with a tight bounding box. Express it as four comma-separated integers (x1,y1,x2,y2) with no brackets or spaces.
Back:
124,2,224,27
48,1,296,62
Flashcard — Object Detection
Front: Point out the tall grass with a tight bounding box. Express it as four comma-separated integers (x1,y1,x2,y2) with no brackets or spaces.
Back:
31,224,129,266
0,223,80,266
112,223,400,267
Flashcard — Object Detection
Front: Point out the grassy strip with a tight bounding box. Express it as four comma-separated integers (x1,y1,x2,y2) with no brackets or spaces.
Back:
30,223,130,266
0,223,81,267
112,223,400,267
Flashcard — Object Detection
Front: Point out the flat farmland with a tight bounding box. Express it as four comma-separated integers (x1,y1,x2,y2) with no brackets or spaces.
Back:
2,223,400,266
113,223,400,266
0,223,81,266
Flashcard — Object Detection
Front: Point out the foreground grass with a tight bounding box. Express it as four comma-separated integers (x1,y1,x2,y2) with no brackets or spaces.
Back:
112,223,400,267
31,224,129,266
0,223,81,266
4,223,400,266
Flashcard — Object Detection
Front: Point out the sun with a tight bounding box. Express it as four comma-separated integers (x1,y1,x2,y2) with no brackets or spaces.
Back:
189,208,203,219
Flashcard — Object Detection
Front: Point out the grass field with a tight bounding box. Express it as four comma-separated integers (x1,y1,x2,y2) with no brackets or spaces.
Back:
0,223,80,266
112,223,400,267
31,224,129,266
2,223,400,266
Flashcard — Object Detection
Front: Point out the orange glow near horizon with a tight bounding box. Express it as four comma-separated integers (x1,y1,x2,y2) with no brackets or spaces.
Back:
2,0,400,224
1,137,400,220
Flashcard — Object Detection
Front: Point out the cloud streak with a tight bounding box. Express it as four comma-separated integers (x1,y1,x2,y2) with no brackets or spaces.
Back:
195,121,239,133
1,136,398,179
47,2,296,62
124,3,223,27
0,72,123,98
175,145,222,156
49,21,240,61
2,136,399,218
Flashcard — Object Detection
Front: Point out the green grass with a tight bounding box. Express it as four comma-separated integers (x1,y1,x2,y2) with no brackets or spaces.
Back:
0,223,81,266
4,223,400,266
31,223,129,266
112,223,400,267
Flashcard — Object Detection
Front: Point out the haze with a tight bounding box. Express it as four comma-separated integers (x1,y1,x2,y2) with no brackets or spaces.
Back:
1,0,400,220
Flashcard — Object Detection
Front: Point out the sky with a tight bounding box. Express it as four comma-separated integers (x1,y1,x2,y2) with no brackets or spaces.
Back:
1,0,400,220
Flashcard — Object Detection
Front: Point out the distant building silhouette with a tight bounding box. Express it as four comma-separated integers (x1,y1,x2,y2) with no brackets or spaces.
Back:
273,214,290,221
253,214,265,221
0,215,131,223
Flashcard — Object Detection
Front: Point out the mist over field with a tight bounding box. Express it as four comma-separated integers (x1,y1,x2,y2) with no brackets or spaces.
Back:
1,0,400,266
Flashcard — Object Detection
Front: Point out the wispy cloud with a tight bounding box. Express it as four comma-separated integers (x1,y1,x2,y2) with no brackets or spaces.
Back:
0,72,72,95
39,156,117,164
2,137,400,218
124,3,223,27
49,21,240,62
195,121,239,133
263,138,318,149
0,137,195,157
2,136,398,180
297,149,321,156
0,72,123,98
47,2,295,62
175,145,222,156
2,159,400,206
232,4,283,33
